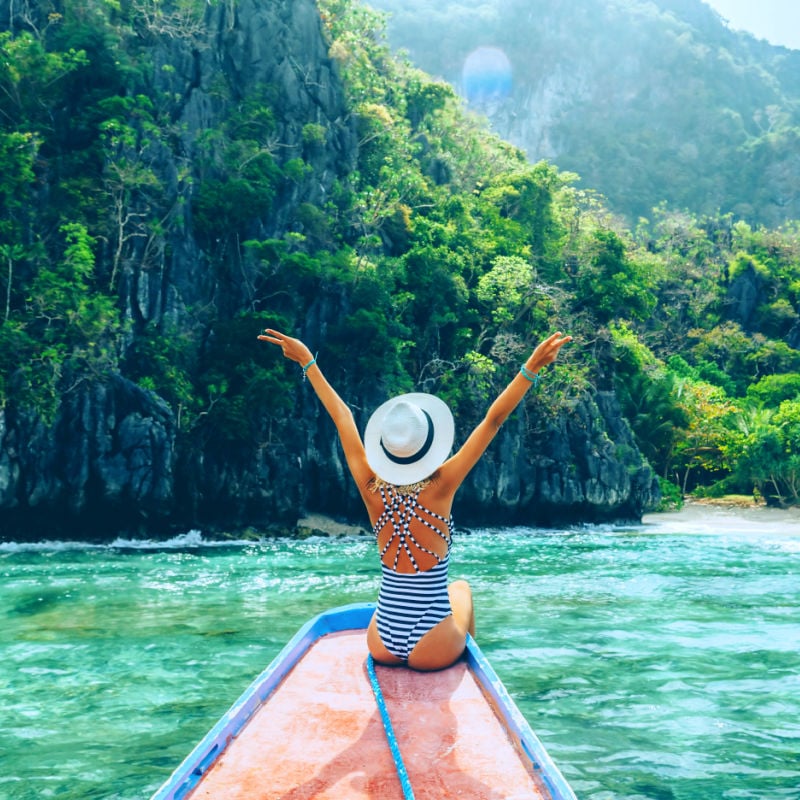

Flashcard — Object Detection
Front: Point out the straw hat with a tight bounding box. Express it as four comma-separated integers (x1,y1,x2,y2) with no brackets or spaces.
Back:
364,393,455,485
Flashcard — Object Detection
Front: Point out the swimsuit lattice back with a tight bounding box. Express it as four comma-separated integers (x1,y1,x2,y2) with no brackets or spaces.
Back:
373,486,453,571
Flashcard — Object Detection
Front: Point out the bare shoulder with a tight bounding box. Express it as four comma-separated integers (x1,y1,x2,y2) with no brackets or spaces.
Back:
358,479,385,526
417,473,456,517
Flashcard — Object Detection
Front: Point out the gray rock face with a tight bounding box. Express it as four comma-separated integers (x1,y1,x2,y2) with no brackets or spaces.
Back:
0,0,659,540
0,376,174,538
455,390,658,526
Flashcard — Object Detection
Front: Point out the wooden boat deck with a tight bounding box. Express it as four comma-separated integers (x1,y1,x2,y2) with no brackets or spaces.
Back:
188,630,551,799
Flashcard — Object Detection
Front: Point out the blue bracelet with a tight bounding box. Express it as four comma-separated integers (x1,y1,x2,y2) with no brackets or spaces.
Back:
302,356,317,379
520,365,540,385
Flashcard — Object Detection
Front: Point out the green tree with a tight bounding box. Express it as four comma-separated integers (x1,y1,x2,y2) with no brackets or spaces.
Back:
671,379,740,493
98,95,170,289
725,401,800,506
0,32,89,130
2,224,118,418
616,369,689,478
575,229,657,324
123,324,198,429
746,373,800,407
476,255,533,326
688,322,755,396
0,131,39,321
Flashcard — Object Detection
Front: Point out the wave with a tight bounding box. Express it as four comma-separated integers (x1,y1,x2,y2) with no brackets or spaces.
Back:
3,507,799,553
0,529,261,553
0,521,661,552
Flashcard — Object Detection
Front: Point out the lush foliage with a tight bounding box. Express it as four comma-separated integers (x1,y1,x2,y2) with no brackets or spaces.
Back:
0,0,798,509
610,215,800,507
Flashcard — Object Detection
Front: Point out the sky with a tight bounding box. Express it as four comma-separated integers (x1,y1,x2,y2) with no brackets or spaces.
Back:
702,0,800,50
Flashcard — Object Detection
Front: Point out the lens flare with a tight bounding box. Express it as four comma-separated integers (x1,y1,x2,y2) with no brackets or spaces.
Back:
462,46,513,105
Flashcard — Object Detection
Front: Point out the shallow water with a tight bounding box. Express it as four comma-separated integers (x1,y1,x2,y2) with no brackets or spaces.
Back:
2,507,799,799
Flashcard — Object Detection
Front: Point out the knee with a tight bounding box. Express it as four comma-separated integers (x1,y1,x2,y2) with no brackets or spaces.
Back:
448,580,475,638
448,580,474,615
449,579,473,600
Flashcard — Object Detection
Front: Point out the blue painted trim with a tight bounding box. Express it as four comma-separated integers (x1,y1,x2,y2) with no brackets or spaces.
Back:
150,603,375,800
366,655,416,799
464,634,578,800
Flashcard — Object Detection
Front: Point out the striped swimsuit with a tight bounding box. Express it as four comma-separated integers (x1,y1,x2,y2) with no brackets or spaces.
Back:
374,486,454,660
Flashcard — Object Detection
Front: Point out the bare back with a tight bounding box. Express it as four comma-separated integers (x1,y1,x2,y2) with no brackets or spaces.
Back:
368,480,454,574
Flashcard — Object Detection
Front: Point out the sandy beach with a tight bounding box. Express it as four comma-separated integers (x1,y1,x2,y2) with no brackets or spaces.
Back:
643,498,800,534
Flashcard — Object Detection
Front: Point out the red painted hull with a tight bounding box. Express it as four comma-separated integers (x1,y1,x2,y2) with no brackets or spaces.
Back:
152,604,576,800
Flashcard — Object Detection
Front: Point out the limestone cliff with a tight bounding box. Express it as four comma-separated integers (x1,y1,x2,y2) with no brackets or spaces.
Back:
0,0,659,540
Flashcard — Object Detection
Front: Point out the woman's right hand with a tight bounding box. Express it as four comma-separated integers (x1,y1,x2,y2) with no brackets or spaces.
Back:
527,332,572,370
257,328,313,366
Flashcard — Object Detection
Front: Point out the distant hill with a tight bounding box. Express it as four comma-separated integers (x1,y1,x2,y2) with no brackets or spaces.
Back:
367,0,800,226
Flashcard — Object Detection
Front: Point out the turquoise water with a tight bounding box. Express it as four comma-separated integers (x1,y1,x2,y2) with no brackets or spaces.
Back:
2,506,799,800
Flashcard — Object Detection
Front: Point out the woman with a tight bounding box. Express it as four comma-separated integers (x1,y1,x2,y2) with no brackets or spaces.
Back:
258,328,572,670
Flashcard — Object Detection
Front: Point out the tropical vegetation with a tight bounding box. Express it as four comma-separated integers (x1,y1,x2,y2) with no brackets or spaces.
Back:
0,0,798,516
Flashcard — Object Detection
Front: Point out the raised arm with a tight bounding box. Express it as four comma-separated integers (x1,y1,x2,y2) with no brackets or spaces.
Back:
437,332,572,492
257,328,375,495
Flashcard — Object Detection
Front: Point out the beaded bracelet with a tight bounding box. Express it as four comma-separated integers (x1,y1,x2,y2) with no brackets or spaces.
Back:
302,355,317,380
520,364,540,386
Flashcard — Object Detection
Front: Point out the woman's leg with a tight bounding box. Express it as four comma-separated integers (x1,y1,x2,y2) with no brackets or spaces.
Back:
406,580,475,672
367,610,406,666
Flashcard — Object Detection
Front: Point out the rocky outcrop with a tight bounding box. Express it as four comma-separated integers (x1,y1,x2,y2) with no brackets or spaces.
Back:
726,261,768,333
0,0,358,540
456,389,658,526
203,378,659,534
0,375,174,538
115,0,357,331
0,355,659,543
